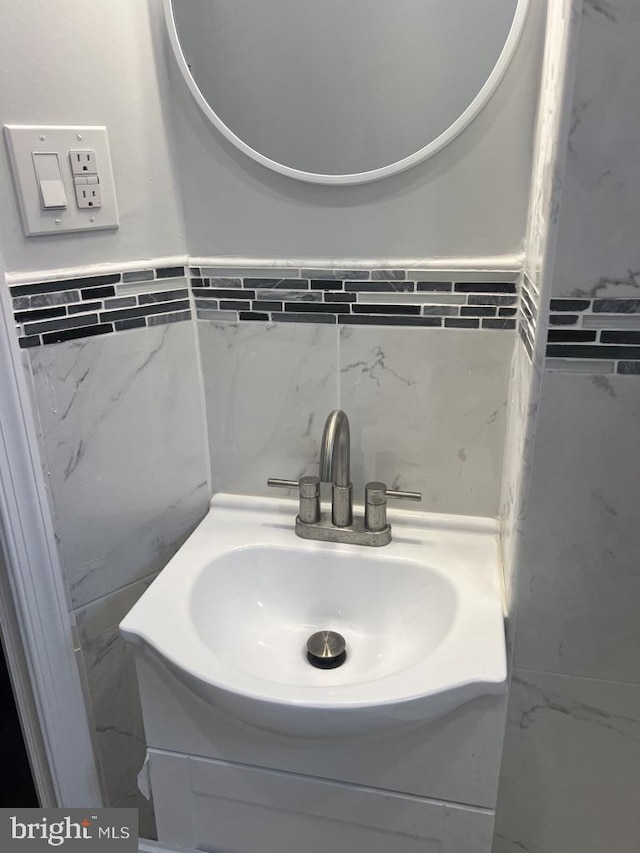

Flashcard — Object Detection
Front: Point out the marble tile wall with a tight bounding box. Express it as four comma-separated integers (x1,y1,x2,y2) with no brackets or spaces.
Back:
21,320,210,832
499,0,577,610
552,0,640,301
197,320,514,518
495,670,640,853
512,374,640,684
495,2,640,850
74,575,158,836
497,371,640,853
494,374,640,853
26,323,209,610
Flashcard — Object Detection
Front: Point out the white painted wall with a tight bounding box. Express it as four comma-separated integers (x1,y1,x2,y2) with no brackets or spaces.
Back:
0,1,547,270
0,0,185,273
162,0,546,261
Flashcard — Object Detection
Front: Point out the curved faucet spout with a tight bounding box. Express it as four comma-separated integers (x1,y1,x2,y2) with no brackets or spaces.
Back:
319,410,351,487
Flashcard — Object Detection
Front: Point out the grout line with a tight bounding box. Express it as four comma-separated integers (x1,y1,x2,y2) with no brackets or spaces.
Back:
514,666,640,688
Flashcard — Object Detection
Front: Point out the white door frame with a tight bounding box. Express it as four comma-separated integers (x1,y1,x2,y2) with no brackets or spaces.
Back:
0,255,102,808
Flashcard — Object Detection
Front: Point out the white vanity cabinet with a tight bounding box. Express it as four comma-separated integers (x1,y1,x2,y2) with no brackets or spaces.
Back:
148,750,495,853
121,496,509,851
135,653,507,853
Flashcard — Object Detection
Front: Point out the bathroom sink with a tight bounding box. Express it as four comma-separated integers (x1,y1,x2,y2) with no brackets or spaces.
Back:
120,494,506,737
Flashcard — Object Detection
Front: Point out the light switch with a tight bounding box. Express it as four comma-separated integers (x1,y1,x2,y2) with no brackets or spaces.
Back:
32,152,67,209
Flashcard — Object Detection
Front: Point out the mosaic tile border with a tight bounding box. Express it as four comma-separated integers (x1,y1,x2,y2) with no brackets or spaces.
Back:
190,267,519,330
12,259,640,376
546,296,640,375
519,271,640,374
11,266,191,348
8,261,521,348
518,274,538,361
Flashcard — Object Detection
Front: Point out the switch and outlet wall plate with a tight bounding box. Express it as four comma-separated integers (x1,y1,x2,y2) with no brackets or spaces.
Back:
3,125,119,236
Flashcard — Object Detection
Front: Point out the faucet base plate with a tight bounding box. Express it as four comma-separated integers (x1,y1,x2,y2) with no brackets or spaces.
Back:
295,516,391,547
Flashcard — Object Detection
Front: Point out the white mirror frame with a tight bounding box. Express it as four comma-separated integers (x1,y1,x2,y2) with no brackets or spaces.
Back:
164,0,531,186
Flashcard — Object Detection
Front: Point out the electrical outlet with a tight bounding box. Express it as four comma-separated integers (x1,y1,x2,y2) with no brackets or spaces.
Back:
69,149,98,175
73,177,102,209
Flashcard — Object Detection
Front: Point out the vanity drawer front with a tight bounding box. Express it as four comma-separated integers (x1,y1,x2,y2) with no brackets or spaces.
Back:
149,750,495,853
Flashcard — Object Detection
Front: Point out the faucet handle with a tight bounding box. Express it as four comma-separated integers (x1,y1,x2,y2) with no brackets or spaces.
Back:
267,476,319,496
386,488,422,502
267,476,321,524
267,478,301,490
365,482,422,533
365,482,422,504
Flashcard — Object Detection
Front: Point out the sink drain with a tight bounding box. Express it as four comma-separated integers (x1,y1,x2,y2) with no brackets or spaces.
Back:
306,630,347,669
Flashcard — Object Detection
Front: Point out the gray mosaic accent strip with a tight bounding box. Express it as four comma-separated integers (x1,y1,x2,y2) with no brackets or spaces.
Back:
546,295,640,373
12,266,190,349
518,274,538,362
192,270,518,331
11,263,523,346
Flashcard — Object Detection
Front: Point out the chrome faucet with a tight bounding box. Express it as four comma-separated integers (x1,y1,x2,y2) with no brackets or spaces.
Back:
268,409,422,547
319,409,352,527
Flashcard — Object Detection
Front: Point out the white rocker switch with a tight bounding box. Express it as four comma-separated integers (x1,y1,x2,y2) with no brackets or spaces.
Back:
32,152,67,210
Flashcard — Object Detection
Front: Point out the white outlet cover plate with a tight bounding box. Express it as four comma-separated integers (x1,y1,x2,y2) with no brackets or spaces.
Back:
4,125,119,236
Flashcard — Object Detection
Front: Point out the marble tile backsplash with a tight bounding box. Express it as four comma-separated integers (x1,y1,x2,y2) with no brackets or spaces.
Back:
338,326,512,517
26,322,210,609
198,320,339,496
197,319,512,517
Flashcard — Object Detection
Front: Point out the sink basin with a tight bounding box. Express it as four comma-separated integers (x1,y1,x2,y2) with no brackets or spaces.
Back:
120,494,506,737
191,544,457,685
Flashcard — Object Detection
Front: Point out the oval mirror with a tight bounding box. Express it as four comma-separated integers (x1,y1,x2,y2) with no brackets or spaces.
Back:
165,0,530,185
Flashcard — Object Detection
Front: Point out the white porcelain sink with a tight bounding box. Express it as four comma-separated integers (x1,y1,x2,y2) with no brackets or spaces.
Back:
120,494,506,737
